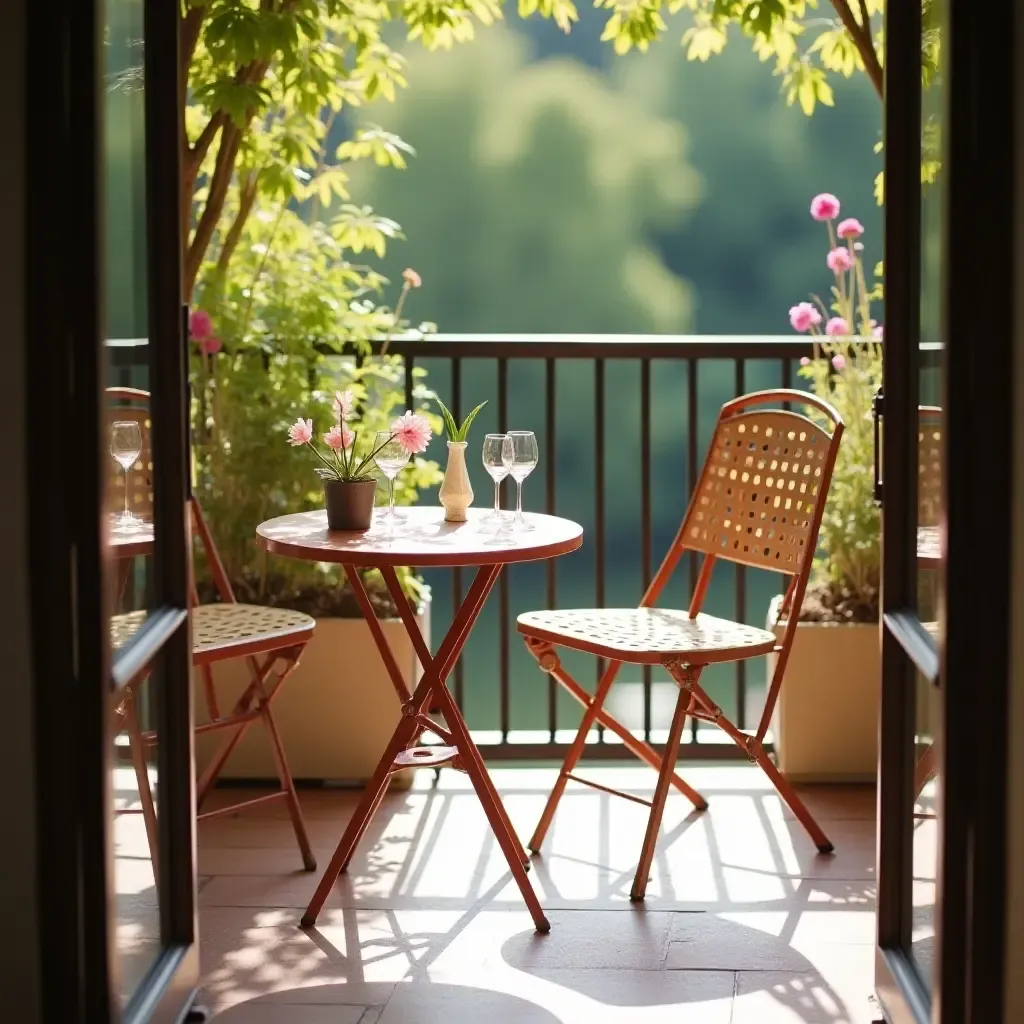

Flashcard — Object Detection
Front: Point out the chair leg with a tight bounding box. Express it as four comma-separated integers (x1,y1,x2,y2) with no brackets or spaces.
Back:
752,742,833,854
527,656,622,853
124,689,160,880
258,686,316,871
630,669,695,902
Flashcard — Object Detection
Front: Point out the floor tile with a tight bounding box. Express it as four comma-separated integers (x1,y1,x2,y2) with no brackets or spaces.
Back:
209,1003,368,1023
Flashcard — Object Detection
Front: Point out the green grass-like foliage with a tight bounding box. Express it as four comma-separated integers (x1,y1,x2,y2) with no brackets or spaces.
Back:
434,397,487,443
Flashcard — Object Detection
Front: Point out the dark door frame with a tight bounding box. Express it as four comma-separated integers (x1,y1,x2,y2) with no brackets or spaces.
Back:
27,0,198,1020
875,0,1013,1020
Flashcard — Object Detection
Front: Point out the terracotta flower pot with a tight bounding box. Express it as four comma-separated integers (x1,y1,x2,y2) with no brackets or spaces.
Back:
324,479,377,531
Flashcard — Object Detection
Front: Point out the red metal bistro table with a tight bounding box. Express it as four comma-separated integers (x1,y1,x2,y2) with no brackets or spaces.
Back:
257,505,584,932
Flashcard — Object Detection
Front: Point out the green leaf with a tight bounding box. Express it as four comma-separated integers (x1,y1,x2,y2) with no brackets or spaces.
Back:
456,400,488,441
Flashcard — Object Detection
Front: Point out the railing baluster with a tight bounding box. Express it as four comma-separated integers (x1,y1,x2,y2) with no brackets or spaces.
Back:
451,357,464,711
641,359,652,744
546,357,557,743
595,360,606,742
498,357,509,743
735,358,747,731
687,358,699,744
404,355,415,412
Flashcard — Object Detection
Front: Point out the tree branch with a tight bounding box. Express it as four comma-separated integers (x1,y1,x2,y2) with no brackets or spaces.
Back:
829,0,883,98
186,123,242,300
180,4,206,99
216,172,260,274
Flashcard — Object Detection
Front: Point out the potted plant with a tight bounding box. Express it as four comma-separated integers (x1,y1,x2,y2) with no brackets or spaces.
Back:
189,204,444,785
765,191,883,781
286,391,432,530
434,396,487,521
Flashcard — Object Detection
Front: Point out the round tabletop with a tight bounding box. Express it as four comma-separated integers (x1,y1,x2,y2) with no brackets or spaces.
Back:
917,525,940,568
109,517,155,559
256,506,584,568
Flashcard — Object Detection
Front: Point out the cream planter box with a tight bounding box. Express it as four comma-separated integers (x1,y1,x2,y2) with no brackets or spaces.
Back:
195,598,430,786
766,594,880,782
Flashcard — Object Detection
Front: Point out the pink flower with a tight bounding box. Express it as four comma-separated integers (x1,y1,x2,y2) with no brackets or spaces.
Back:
324,425,354,451
402,268,422,288
189,309,212,338
873,324,884,340
810,193,840,221
332,389,355,421
826,247,854,273
789,302,822,333
200,335,222,356
287,418,314,446
831,354,847,370
826,317,849,337
390,411,432,454
799,356,811,366
837,217,864,239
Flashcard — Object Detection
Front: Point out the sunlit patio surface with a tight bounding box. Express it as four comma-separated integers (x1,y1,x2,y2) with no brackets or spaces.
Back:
118,765,936,1023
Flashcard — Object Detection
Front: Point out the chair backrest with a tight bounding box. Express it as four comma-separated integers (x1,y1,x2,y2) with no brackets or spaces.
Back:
641,389,844,743
106,387,154,519
918,406,943,527
104,387,236,606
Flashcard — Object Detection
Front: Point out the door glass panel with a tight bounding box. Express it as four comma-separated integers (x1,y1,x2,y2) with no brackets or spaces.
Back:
917,0,945,626
912,666,940,984
104,0,161,1005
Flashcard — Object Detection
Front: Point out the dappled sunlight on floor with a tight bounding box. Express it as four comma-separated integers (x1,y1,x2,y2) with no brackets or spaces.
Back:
194,766,880,1023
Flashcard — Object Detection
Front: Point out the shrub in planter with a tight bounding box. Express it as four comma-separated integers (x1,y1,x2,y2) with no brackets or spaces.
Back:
767,193,884,781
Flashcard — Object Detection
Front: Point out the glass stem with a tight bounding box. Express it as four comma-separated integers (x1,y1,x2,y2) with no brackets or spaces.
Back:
516,480,523,519
124,466,130,517
388,476,395,516
494,479,500,515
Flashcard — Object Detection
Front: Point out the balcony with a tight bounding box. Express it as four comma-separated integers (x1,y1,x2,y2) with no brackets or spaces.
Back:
115,763,900,1023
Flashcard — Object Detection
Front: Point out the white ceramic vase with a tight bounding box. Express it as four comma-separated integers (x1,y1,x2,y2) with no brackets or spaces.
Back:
439,441,473,522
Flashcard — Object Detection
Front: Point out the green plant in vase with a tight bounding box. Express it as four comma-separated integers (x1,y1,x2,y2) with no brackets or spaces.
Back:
434,397,488,523
789,192,883,623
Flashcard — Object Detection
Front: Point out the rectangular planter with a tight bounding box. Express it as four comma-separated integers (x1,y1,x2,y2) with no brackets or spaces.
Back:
194,597,430,787
766,594,880,782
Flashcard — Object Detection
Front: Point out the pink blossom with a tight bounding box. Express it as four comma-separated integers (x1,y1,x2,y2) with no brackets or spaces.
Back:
402,268,422,289
831,354,847,370
189,309,212,338
810,193,840,221
200,335,222,356
287,418,314,446
837,217,864,239
390,411,432,454
826,317,849,337
826,246,854,273
799,356,811,366
873,324,884,340
789,302,822,333
333,389,355,421
324,425,354,451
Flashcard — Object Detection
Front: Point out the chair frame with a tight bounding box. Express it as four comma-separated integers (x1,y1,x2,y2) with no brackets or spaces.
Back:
108,389,316,872
519,389,845,901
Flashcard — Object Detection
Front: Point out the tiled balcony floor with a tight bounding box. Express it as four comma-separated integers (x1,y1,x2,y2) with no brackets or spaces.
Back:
168,765,896,1023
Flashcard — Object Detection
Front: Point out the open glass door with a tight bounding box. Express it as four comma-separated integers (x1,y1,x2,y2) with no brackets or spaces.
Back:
876,0,1014,1020
99,0,199,1018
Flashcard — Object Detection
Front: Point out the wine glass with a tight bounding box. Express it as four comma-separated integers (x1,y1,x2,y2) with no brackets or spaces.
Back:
373,431,410,522
481,433,514,530
508,430,539,531
110,420,144,529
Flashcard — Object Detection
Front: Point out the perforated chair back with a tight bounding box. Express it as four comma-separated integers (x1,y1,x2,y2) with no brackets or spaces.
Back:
918,406,943,528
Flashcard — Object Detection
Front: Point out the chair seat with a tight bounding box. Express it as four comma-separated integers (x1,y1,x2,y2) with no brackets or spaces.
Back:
193,604,314,663
110,604,314,665
517,607,778,665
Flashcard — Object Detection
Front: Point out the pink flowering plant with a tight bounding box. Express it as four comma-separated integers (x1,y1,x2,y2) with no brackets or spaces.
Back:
789,193,883,622
287,390,432,483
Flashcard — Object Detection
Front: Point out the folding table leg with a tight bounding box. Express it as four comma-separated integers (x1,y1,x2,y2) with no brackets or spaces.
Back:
124,688,160,879
302,565,503,929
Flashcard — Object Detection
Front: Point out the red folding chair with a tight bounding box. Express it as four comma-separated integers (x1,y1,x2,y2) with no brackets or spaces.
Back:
108,389,316,873
517,389,844,900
